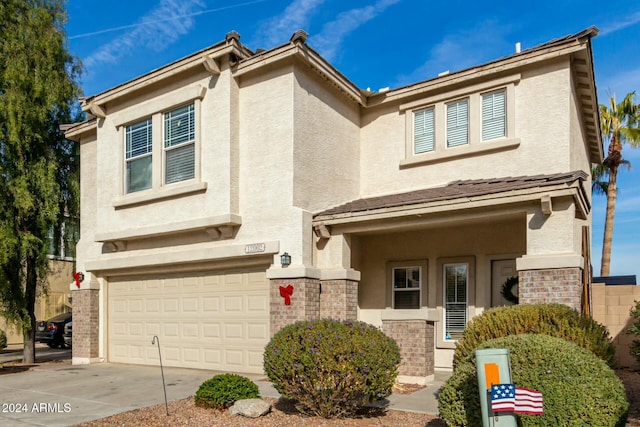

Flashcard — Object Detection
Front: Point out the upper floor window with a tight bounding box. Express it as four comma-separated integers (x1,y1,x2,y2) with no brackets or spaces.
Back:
414,107,435,154
124,103,197,195
125,119,152,193
392,266,421,309
446,99,469,148
164,104,195,184
482,90,506,140
401,74,520,168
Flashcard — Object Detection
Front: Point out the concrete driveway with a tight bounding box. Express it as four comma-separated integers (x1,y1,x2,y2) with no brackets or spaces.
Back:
0,362,277,427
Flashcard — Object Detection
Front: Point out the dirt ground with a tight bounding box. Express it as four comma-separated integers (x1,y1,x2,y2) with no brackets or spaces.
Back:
71,369,640,427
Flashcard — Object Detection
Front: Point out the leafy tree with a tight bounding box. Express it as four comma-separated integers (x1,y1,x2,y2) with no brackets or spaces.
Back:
0,0,81,363
598,92,640,276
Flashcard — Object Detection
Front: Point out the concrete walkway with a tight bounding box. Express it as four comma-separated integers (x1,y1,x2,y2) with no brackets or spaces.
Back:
0,361,448,427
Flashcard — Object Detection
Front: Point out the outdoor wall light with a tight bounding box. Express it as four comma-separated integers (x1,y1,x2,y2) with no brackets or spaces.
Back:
280,252,291,267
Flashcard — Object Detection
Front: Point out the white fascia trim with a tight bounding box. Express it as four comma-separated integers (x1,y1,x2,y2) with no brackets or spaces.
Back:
516,253,584,270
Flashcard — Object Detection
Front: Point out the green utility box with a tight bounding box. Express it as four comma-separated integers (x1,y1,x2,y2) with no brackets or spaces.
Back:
475,348,517,427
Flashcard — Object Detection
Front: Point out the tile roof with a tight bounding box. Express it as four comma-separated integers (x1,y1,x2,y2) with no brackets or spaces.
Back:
315,171,589,217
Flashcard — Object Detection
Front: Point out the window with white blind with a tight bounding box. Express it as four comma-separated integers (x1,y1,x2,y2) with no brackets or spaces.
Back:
392,266,421,309
402,79,519,166
482,90,506,140
125,119,153,193
446,99,469,148
443,263,468,341
164,104,195,184
414,108,435,154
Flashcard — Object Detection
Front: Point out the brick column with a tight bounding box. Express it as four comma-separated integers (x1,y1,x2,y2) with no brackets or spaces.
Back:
319,279,358,320
270,278,320,335
518,268,582,310
72,289,99,362
381,319,434,384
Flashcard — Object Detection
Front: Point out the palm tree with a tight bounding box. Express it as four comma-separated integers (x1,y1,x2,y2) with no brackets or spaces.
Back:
598,92,640,276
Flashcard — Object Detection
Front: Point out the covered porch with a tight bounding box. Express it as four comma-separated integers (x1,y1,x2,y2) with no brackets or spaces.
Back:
311,171,591,382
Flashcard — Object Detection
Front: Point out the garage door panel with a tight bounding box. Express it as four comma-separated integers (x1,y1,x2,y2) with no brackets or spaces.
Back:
109,270,269,374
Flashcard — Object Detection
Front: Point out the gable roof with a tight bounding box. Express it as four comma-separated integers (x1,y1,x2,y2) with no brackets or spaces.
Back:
315,171,589,218
66,28,602,161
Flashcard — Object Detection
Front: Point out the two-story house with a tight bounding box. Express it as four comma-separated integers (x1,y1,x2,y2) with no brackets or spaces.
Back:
65,27,601,384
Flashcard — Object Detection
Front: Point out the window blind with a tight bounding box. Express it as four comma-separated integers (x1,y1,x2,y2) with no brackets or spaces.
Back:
126,119,152,159
414,108,434,153
482,90,506,140
165,143,195,184
444,264,468,339
164,104,195,148
447,99,469,147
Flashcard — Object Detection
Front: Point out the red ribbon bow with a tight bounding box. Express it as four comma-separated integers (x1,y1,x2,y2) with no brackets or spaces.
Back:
279,285,294,305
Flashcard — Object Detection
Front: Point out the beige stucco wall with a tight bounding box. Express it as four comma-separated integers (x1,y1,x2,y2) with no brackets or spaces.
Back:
292,66,360,213
359,60,578,198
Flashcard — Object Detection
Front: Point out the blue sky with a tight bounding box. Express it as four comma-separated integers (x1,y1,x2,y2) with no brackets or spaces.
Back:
64,0,640,278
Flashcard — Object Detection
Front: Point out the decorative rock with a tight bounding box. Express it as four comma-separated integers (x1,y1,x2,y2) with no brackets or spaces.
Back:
228,398,271,418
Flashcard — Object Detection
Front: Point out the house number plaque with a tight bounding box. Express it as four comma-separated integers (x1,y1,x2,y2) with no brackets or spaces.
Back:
244,243,266,254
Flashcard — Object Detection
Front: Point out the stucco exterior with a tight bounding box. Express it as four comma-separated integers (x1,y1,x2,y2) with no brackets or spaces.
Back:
65,28,601,378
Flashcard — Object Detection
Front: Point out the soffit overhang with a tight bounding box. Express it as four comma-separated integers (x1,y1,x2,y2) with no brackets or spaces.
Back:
313,171,590,234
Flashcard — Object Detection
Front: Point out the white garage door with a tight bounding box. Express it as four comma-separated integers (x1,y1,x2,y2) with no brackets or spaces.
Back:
108,270,269,374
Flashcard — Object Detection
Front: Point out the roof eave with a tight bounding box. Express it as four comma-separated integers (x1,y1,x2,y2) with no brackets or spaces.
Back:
235,38,366,105
80,36,252,112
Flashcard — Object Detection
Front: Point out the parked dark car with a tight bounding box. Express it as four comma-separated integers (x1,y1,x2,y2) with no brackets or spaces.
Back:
63,321,72,348
35,312,72,348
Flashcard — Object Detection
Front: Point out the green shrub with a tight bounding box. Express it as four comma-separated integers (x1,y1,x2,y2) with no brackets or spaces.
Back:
439,334,628,427
194,374,260,410
628,300,640,364
0,329,6,350
263,318,400,418
453,303,616,367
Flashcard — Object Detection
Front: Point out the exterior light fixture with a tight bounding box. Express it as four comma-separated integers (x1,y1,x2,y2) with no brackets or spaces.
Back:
280,252,291,267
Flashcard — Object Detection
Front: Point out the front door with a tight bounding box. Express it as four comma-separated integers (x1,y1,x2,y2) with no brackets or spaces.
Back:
491,259,517,307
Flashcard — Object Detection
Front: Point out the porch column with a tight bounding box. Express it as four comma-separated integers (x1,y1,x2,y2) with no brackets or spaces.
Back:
267,264,321,335
516,197,584,310
315,233,360,320
71,276,100,364
380,309,437,384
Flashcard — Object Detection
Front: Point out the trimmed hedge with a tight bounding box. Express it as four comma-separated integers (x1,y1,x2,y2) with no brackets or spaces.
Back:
453,303,615,367
263,319,400,418
439,334,628,427
194,374,260,410
0,329,6,350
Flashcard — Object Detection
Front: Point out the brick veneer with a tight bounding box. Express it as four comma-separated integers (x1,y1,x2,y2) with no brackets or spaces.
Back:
270,278,320,335
319,279,358,320
72,289,99,360
382,319,434,381
518,268,583,310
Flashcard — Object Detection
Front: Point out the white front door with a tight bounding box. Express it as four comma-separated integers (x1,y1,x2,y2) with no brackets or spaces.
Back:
491,259,517,307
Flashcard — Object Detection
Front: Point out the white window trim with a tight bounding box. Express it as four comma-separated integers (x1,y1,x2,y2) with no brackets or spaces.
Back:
116,98,203,207
435,256,475,349
401,74,520,168
387,260,428,309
